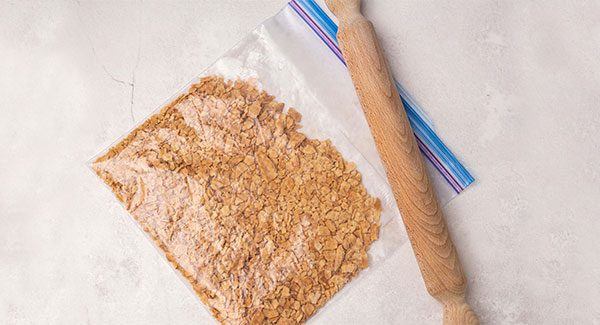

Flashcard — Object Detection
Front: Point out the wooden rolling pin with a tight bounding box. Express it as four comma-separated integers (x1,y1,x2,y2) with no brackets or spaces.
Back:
324,0,479,324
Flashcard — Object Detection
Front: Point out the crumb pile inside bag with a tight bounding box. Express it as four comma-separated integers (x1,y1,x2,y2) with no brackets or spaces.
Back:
92,76,381,324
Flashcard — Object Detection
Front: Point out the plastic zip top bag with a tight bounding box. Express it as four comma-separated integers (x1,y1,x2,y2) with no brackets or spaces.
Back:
89,0,474,324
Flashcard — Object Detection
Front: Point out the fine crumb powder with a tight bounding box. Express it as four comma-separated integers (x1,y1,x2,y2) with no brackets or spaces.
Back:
92,76,381,324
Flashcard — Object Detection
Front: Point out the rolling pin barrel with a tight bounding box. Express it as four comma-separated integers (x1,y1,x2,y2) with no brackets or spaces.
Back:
325,0,479,324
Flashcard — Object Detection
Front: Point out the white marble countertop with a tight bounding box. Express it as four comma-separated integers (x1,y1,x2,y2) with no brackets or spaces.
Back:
2,0,600,324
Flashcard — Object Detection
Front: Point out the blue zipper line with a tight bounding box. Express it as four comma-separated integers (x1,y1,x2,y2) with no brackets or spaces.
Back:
405,104,475,186
395,82,434,134
289,2,346,63
296,0,339,42
294,0,474,189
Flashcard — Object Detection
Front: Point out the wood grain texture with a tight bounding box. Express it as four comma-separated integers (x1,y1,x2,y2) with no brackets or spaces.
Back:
325,0,479,324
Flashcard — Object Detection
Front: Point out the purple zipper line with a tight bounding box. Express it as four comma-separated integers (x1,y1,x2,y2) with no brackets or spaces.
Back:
289,0,462,194
289,1,346,64
416,136,462,193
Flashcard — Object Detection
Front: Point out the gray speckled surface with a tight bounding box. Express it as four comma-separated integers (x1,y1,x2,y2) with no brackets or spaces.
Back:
2,0,600,324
